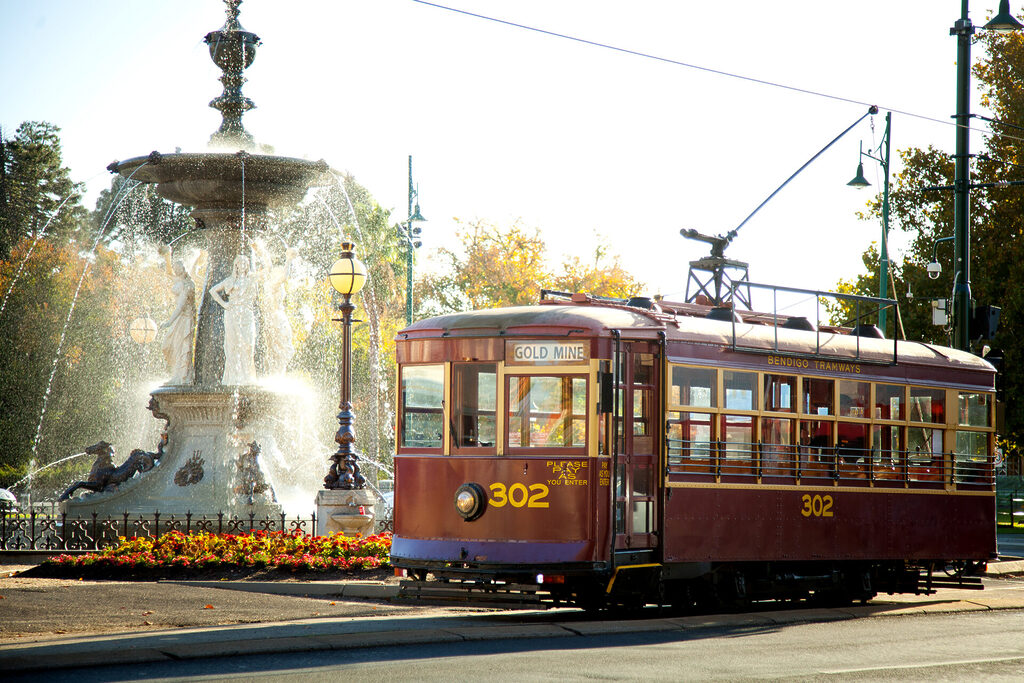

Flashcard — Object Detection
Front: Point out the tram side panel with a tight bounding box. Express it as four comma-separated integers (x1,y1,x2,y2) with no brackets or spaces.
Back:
392,455,609,568
662,487,996,564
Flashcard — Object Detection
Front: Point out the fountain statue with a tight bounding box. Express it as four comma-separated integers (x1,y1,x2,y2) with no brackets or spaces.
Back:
60,0,334,520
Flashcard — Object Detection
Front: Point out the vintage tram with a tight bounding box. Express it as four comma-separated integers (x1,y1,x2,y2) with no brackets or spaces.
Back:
389,290,997,609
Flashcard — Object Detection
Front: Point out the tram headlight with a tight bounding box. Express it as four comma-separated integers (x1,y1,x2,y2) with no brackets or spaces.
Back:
454,482,487,521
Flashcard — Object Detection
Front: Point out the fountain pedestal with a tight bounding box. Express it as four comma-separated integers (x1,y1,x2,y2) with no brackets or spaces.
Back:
61,386,289,518
315,489,376,537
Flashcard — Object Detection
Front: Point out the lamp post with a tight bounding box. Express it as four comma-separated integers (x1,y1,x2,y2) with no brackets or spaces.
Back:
324,241,368,490
949,1,1023,350
847,111,892,333
398,155,426,326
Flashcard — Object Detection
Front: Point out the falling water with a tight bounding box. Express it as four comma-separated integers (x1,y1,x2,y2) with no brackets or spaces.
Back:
6,451,91,491
25,165,149,470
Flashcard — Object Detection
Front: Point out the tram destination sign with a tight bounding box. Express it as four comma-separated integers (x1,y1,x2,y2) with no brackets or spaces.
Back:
506,340,589,365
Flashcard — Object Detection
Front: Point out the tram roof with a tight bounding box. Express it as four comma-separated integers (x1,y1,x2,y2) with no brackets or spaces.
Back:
401,302,993,374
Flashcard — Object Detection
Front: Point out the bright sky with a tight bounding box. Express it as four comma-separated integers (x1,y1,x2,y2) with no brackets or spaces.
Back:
0,0,1005,309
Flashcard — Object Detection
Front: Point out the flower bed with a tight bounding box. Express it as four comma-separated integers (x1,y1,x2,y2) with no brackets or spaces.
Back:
40,530,392,577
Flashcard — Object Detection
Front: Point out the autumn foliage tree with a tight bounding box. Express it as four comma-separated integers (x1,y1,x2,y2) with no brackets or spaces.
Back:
419,219,644,314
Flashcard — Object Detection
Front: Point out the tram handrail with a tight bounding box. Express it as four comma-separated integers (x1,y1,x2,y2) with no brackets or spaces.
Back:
728,281,899,365
665,438,994,487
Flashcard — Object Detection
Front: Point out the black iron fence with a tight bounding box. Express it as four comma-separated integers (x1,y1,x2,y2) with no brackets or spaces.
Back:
1,508,394,552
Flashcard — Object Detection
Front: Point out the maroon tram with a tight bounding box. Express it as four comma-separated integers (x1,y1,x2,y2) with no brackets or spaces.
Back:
389,291,997,609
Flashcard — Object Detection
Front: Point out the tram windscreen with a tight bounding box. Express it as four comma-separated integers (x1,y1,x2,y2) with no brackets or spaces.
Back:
400,364,444,449
507,375,587,450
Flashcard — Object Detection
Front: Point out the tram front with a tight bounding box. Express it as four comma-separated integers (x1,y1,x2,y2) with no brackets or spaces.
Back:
390,305,657,601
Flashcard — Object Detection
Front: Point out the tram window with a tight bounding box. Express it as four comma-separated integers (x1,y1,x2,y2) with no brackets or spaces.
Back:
632,500,652,535
909,387,945,424
762,418,795,477
724,370,757,410
667,412,713,470
400,364,444,449
633,460,653,498
507,375,586,450
837,422,869,476
839,380,870,418
802,378,834,416
633,389,651,435
955,431,989,483
670,366,716,408
958,392,991,427
871,425,902,471
720,414,755,476
799,420,833,479
764,374,796,413
634,353,654,385
452,364,497,451
874,384,905,420
908,426,943,481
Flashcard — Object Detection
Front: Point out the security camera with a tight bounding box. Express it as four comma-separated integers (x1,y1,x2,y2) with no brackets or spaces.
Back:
926,261,942,279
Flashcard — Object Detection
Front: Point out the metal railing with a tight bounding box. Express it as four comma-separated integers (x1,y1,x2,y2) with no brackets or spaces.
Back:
666,438,995,488
0,508,394,552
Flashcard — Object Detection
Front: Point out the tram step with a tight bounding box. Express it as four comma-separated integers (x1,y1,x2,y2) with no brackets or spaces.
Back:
396,579,550,608
920,574,985,590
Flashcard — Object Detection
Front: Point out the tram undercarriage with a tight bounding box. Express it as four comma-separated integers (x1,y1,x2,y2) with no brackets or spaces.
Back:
395,559,987,612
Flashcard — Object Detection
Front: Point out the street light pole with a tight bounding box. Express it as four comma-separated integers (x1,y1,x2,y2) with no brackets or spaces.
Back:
406,155,414,327
848,111,892,333
402,155,426,326
949,0,1023,350
952,0,974,352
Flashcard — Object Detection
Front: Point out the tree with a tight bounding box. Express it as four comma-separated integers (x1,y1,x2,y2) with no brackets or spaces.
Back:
838,27,1024,470
419,219,644,315
0,121,86,259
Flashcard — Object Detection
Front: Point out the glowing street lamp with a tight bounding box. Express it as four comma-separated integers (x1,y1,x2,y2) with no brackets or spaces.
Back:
129,315,159,344
324,242,368,490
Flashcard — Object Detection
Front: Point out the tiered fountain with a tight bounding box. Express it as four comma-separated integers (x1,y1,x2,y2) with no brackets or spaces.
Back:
61,0,334,520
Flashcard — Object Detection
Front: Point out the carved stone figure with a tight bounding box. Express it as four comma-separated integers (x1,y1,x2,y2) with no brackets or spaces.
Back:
210,254,258,385
253,242,296,375
174,452,206,487
160,247,196,385
233,440,276,502
58,442,156,501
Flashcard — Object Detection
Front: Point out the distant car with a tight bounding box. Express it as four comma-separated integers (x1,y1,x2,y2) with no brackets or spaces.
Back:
0,488,18,512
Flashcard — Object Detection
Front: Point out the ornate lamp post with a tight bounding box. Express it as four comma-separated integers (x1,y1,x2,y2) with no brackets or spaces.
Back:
847,110,892,333
324,241,368,490
397,155,426,326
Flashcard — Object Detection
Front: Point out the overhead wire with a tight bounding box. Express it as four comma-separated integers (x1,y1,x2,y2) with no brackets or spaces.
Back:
409,0,1024,144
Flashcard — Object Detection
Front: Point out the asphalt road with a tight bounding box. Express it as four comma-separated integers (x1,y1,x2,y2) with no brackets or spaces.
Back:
13,607,1024,681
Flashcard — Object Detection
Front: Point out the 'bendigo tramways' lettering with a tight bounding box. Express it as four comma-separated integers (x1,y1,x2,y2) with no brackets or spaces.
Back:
768,355,861,374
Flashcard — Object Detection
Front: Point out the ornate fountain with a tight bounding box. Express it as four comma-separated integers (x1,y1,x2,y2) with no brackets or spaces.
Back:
61,1,331,519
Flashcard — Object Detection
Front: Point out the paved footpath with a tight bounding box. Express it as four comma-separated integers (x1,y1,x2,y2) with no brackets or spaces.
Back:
1,559,1023,675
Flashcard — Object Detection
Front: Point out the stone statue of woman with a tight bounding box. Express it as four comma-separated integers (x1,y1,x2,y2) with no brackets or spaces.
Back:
210,254,258,385
159,245,196,385
253,241,296,375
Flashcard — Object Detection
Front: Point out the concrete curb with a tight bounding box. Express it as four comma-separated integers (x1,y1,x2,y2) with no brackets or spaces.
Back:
160,579,401,599
3,592,1024,675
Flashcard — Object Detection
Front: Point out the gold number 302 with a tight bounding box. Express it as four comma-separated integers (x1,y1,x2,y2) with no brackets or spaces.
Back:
489,482,550,508
801,494,834,518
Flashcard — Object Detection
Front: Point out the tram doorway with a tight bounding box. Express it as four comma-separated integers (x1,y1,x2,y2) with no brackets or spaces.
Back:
614,342,660,551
